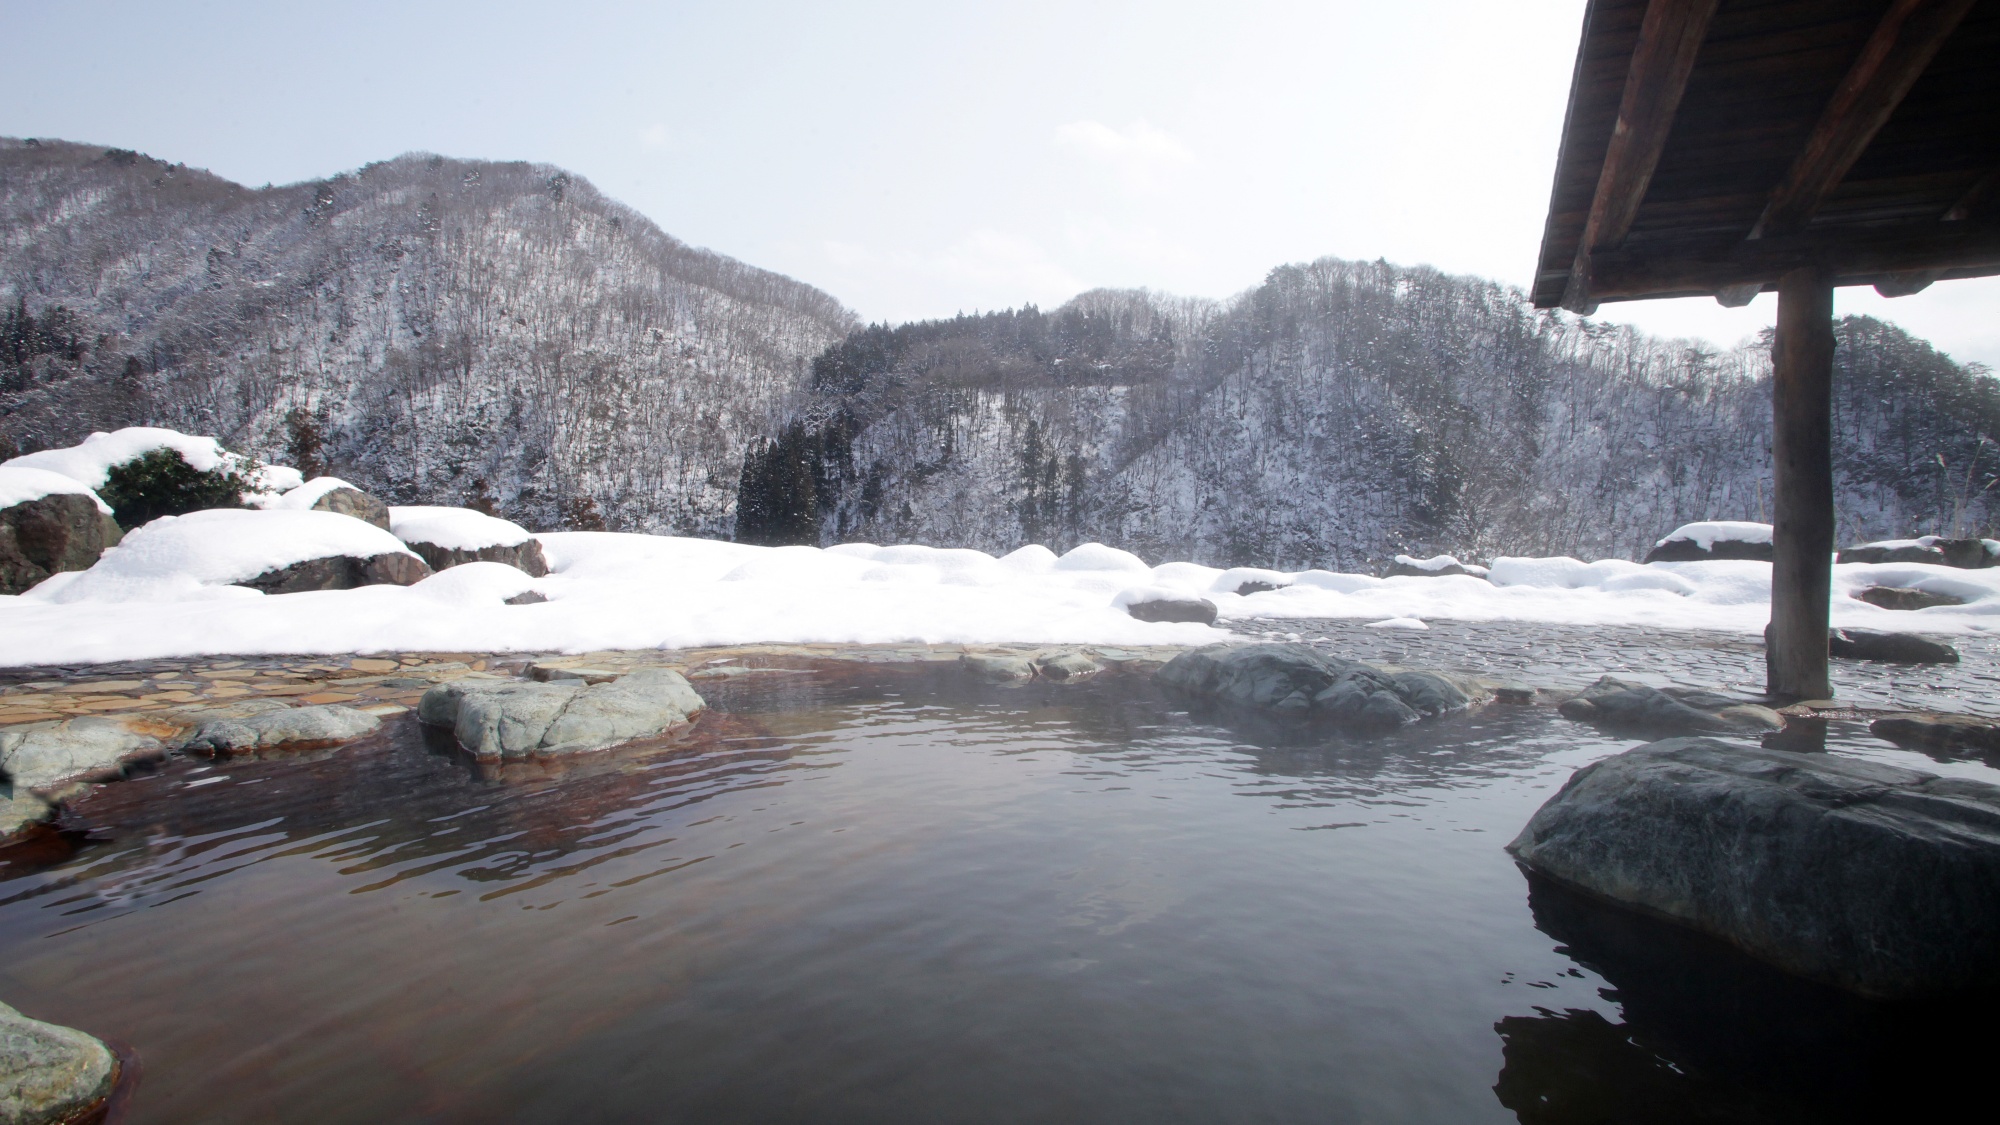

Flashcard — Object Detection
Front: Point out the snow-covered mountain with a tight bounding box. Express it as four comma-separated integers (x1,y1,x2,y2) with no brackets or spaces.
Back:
739,261,2000,567
7,139,1995,564
0,138,856,535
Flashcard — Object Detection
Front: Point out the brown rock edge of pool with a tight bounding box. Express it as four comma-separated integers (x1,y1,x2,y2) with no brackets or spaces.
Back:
1508,737,2000,1000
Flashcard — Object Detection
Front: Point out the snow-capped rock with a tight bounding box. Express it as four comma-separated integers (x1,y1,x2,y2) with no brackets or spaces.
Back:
390,506,548,576
0,468,122,595
1643,521,1773,563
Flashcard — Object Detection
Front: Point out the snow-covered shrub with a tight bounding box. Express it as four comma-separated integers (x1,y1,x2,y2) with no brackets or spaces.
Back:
98,447,251,529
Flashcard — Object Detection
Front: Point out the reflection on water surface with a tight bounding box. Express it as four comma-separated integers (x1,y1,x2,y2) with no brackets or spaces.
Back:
0,664,1992,1123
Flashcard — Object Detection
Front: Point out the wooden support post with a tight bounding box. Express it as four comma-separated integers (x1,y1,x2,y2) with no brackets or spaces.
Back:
1767,266,1835,701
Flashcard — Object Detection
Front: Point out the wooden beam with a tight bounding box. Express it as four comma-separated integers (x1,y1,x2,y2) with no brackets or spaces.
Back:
1767,266,1835,702
1583,216,2000,303
1945,170,1995,222
1751,0,1978,239
1560,0,1718,313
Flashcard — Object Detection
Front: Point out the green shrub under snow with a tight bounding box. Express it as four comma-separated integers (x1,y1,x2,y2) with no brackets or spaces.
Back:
98,447,251,529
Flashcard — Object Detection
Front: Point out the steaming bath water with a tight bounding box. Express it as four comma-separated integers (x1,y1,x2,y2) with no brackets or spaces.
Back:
0,663,1991,1124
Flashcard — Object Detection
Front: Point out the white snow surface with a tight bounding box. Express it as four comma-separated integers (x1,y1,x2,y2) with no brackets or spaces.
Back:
271,477,366,511
1394,554,1461,572
29,509,420,605
6,530,2000,666
0,467,112,514
1655,520,1773,549
389,506,534,550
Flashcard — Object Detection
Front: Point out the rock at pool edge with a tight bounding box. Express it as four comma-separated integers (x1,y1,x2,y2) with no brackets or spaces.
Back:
419,668,705,760
0,1002,116,1125
1507,737,2000,999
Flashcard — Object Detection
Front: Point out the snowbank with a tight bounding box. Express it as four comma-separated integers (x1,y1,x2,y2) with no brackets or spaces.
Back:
1655,521,1772,550
0,467,112,514
390,506,534,549
7,525,2000,666
32,509,420,604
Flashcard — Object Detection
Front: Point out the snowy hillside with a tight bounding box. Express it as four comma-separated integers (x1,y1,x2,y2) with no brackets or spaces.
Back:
0,138,856,535
739,261,2000,567
7,140,1994,566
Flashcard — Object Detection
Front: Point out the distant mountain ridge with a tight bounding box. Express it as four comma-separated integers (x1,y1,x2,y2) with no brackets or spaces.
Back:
0,137,855,534
5,137,1995,564
736,264,2000,566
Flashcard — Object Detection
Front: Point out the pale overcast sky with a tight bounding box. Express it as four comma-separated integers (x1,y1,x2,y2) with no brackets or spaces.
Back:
4,0,1994,367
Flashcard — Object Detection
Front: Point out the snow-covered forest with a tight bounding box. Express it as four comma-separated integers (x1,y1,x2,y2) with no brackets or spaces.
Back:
6,139,1997,566
739,262,2000,567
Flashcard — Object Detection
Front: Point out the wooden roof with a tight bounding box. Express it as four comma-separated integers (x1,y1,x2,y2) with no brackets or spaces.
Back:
1532,0,2000,312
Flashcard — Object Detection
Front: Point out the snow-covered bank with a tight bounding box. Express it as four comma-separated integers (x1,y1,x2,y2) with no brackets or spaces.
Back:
5,529,2000,666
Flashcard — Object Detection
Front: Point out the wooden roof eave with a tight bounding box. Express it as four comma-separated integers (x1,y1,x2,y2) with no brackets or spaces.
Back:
1532,0,1998,313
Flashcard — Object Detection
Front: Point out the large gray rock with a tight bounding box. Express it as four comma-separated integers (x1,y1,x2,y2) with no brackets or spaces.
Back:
1856,585,1963,611
419,668,705,761
309,486,392,530
184,704,382,756
0,793,56,840
1033,652,1102,681
237,551,431,593
961,653,1036,682
1839,537,1997,569
0,493,122,595
1507,737,2000,998
0,717,169,795
1829,627,1958,664
1870,713,2000,757
1644,536,1772,563
0,1002,116,1125
1124,595,1218,624
1156,643,1472,729
1557,676,1781,736
405,538,550,578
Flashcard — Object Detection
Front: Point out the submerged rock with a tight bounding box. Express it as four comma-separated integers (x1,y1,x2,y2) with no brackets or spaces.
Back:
1855,585,1963,611
1556,677,1781,736
0,717,170,795
185,704,382,756
0,491,123,596
1034,652,1103,682
1869,713,2000,757
1828,628,1958,664
1156,643,1473,729
962,653,1036,682
1507,737,2000,999
419,668,705,761
237,551,432,594
0,1002,116,1125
